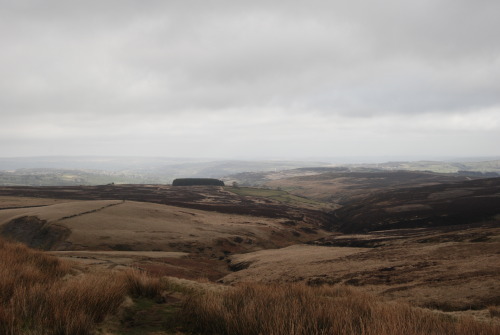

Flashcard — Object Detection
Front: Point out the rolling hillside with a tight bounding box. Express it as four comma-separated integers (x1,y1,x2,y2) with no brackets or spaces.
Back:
330,177,500,233
0,176,499,328
264,170,479,204
0,200,324,255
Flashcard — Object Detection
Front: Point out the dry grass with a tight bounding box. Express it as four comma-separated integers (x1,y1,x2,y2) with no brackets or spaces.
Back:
123,269,162,299
0,200,311,253
2,236,499,334
0,238,71,303
0,238,165,335
0,196,75,209
5,274,127,335
223,233,500,312
182,283,500,335
490,306,500,318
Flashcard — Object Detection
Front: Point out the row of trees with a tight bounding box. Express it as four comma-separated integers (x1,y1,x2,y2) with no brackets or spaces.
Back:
172,178,225,186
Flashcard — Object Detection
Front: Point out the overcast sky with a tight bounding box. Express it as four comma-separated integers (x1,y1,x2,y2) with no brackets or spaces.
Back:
1,0,499,161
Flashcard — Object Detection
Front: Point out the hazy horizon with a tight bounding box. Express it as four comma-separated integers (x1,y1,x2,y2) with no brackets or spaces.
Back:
1,154,499,171
1,1,499,158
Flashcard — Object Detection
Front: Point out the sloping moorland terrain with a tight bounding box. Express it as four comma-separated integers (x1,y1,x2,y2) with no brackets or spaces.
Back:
0,171,499,334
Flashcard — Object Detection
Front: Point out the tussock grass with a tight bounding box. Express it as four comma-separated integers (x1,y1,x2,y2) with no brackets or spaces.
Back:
0,238,71,304
2,237,499,335
0,238,165,335
123,269,162,299
182,283,500,335
5,274,127,335
490,306,500,318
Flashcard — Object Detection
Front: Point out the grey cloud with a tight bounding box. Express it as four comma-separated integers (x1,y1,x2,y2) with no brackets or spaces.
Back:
0,0,499,158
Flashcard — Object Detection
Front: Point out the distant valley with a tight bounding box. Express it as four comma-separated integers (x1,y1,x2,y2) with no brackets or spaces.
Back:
0,156,499,187
1,158,499,333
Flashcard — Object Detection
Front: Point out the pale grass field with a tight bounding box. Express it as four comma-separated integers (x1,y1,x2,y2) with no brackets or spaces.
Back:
0,195,76,209
0,199,323,252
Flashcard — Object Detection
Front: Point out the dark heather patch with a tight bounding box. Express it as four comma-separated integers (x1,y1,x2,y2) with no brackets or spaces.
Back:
0,216,71,250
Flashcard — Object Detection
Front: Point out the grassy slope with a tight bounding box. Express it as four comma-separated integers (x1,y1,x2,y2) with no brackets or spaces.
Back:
264,171,474,203
1,183,499,333
0,199,321,253
2,237,499,335
222,223,500,315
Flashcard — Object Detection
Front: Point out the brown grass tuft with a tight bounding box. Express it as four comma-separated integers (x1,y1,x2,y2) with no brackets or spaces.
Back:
182,283,500,335
0,238,71,304
489,306,500,318
123,269,163,299
0,238,129,335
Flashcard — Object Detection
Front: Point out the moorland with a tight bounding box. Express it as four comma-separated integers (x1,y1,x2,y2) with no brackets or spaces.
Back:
0,165,499,334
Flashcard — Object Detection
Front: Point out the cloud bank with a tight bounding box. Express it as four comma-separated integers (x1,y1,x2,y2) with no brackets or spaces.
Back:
1,0,499,159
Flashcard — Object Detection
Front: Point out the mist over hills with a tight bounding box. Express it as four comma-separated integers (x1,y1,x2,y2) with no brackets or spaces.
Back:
0,157,330,186
0,156,499,186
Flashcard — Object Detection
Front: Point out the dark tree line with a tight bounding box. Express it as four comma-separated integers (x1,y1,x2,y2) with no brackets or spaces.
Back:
172,178,225,186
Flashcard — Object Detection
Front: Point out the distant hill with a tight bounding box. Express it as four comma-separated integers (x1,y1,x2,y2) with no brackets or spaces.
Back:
361,159,500,174
224,160,500,187
0,157,330,186
264,170,480,204
329,177,500,233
